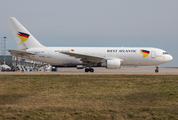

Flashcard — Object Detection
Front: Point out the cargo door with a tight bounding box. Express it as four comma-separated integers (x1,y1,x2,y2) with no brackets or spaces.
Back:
45,52,51,62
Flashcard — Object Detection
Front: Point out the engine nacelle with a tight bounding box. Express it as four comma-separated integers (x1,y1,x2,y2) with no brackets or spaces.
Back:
97,59,121,69
107,59,121,69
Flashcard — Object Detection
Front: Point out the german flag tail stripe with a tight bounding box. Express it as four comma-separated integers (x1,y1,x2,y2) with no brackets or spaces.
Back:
17,32,30,38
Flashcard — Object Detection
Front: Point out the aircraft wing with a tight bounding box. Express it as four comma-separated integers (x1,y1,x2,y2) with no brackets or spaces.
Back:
60,52,105,64
8,49,35,58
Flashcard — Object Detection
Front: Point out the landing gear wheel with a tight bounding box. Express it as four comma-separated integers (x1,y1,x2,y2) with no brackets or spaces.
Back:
85,68,89,72
90,68,94,72
155,66,159,73
155,69,159,73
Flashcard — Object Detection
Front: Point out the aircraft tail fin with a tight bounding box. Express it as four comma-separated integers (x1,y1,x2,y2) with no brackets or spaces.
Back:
7,17,44,50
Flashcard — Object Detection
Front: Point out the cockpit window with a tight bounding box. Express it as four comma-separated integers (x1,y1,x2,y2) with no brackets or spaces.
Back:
163,52,168,55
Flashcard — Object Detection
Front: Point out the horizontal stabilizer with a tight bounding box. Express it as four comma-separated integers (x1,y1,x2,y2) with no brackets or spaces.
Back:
8,49,35,58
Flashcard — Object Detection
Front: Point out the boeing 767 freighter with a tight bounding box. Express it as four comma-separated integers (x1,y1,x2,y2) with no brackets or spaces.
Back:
7,17,173,73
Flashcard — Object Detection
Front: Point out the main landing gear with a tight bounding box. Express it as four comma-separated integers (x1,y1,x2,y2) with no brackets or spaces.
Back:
155,66,159,73
85,68,94,72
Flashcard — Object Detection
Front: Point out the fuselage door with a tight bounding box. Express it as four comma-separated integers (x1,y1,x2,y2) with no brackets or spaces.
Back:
47,52,51,58
45,52,51,63
151,51,156,58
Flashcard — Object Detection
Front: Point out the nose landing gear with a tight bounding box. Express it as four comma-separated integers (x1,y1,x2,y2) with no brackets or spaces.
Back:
155,67,159,73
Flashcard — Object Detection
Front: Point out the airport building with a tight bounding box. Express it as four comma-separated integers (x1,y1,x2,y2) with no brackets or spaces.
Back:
0,37,47,71
0,55,13,66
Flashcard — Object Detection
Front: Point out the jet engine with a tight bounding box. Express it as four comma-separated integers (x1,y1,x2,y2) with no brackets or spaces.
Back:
97,59,121,69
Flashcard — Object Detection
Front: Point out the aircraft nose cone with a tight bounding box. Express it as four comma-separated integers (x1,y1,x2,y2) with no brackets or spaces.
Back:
170,55,173,61
167,55,173,62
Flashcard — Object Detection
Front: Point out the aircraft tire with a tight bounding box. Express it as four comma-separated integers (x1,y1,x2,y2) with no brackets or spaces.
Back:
90,68,94,72
85,68,89,72
155,69,159,73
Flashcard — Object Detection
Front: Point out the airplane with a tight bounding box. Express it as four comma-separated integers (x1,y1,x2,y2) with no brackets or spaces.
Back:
7,17,173,73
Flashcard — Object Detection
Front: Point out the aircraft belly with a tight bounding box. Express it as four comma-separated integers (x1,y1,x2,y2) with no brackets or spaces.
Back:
63,57,82,65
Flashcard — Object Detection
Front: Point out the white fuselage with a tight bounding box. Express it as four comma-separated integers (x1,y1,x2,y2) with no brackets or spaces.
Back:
25,47,173,66
7,17,173,72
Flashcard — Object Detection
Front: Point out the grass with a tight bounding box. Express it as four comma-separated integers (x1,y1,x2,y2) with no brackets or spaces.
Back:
0,75,178,119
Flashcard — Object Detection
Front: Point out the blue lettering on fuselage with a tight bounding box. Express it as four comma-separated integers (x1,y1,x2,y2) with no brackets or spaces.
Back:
107,50,118,52
119,50,136,53
107,49,136,53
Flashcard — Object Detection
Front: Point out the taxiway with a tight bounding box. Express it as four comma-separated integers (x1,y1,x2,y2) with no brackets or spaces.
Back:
0,67,177,75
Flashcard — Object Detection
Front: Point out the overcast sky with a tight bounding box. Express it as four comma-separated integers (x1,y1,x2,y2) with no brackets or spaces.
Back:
0,0,177,67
